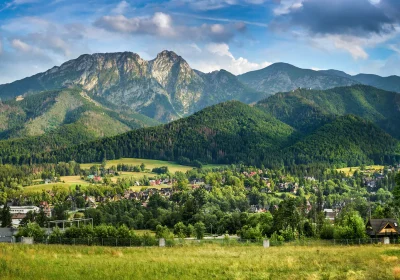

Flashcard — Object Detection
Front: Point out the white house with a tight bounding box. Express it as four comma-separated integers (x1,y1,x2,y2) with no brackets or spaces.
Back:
0,206,40,227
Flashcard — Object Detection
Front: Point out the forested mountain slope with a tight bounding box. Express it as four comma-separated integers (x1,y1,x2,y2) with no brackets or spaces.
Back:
256,85,400,137
1,101,296,166
1,100,398,168
281,115,400,166
0,88,158,140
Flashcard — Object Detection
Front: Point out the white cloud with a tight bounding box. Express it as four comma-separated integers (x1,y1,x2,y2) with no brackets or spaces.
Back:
170,0,268,11
0,40,3,55
309,28,400,60
11,39,33,52
95,13,176,37
95,12,243,42
273,0,303,15
0,0,38,11
199,43,271,74
389,44,400,54
111,1,130,15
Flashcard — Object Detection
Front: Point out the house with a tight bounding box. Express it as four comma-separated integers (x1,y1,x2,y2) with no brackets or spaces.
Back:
0,228,15,243
366,219,400,237
11,213,26,227
40,201,52,218
323,209,336,221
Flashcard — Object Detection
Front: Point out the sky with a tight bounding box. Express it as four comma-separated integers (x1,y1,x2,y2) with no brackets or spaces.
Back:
0,0,400,84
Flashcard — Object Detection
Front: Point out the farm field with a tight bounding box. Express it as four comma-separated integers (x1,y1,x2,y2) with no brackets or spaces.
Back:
1,244,400,279
23,183,81,194
22,159,226,193
337,165,385,176
23,176,89,194
80,158,225,173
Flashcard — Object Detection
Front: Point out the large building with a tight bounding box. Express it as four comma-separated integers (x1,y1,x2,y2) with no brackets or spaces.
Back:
0,206,40,227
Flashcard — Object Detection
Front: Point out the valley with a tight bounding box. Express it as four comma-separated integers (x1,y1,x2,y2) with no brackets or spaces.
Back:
1,52,400,280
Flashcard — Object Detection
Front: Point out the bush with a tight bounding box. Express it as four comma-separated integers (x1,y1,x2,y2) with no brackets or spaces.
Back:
185,224,195,237
173,222,187,238
155,225,172,239
152,166,169,174
194,222,206,240
320,221,334,239
238,225,263,240
270,231,284,244
16,222,45,241
334,210,366,239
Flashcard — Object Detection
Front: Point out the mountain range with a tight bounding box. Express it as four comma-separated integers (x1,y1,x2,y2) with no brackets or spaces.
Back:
0,50,400,167
0,51,263,123
1,50,400,124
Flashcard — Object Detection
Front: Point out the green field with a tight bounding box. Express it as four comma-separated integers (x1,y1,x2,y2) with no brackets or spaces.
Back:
23,176,89,194
1,243,400,279
80,158,225,173
337,165,384,176
22,159,226,193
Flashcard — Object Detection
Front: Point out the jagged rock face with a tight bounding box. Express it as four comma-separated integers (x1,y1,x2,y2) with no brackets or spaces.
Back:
0,50,263,122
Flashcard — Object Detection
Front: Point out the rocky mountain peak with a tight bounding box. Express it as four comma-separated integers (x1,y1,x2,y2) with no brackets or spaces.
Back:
155,50,181,62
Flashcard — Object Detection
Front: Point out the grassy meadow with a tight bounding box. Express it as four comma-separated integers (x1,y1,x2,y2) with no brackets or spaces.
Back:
80,158,194,173
1,243,400,279
337,165,384,176
80,158,225,173
22,158,226,194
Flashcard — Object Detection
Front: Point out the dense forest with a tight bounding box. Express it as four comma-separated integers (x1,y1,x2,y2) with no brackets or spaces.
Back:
0,100,398,168
256,85,400,137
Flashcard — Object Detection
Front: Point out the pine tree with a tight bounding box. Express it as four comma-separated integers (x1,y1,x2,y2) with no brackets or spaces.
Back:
1,205,12,227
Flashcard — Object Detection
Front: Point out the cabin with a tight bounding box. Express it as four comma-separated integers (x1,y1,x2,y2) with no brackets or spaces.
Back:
366,219,400,237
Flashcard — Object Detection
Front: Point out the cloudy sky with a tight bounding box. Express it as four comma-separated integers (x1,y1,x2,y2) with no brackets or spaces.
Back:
0,0,400,84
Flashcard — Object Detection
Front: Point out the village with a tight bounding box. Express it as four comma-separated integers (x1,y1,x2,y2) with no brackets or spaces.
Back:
1,162,399,246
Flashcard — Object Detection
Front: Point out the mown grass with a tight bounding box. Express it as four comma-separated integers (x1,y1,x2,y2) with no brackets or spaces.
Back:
1,243,400,279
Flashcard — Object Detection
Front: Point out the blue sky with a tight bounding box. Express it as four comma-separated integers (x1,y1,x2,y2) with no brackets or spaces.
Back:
0,0,399,84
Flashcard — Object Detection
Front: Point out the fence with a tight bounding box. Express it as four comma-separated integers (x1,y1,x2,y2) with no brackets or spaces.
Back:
12,237,400,247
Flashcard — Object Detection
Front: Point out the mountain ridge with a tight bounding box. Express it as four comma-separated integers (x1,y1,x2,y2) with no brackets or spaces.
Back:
255,85,400,138
0,50,265,122
2,51,400,124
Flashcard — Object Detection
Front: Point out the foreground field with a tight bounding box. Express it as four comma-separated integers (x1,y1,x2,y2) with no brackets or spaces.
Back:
1,244,400,279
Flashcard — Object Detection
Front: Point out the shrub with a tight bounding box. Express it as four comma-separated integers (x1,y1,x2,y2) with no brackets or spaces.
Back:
16,222,45,241
174,222,187,238
194,222,206,240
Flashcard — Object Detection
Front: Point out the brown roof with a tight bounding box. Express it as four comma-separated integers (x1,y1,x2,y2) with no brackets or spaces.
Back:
11,213,26,219
367,219,400,236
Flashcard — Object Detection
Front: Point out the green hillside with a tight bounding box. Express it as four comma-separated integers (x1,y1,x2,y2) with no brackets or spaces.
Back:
0,88,159,140
281,115,400,167
0,88,160,163
256,85,400,137
17,101,296,166
1,99,398,168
